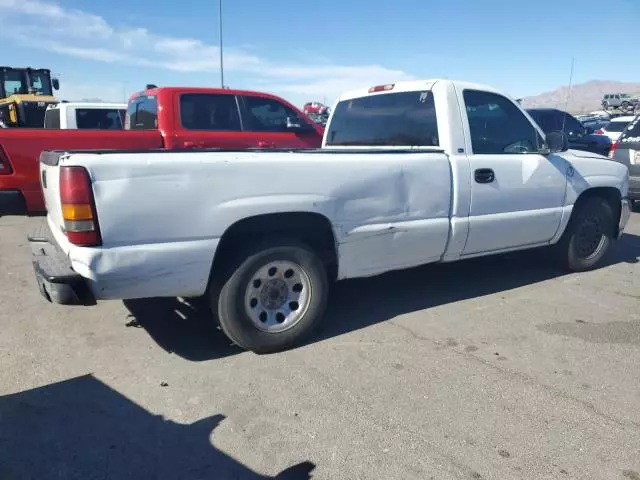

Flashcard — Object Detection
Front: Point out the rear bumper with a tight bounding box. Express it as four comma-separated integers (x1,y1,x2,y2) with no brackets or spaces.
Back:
0,190,27,216
28,221,95,305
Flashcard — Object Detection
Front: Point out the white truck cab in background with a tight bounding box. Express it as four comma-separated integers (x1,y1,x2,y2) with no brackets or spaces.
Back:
44,102,126,129
30,79,632,353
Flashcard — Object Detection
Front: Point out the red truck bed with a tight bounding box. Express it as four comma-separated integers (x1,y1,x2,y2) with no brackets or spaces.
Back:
0,129,161,214
0,86,323,216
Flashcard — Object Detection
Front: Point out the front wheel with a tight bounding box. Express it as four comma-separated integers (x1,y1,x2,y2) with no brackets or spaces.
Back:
213,239,329,353
555,197,614,272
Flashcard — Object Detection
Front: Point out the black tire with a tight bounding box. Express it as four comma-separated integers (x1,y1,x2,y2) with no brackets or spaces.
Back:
212,238,329,354
621,101,630,111
555,196,614,272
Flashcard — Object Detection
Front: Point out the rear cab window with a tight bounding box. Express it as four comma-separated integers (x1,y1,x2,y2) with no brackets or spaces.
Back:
75,109,125,129
126,95,157,130
44,108,60,129
527,110,560,132
605,119,632,133
326,91,439,146
179,93,241,131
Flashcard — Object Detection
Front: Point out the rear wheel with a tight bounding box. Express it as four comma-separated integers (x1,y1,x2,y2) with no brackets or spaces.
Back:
555,197,614,272
212,239,329,353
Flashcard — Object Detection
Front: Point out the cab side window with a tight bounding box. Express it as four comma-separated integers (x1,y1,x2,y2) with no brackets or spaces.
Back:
180,93,241,131
242,96,308,133
463,90,543,154
560,113,585,137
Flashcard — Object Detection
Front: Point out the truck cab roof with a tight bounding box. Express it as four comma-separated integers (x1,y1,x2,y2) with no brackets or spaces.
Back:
128,86,293,103
335,79,512,103
46,102,127,110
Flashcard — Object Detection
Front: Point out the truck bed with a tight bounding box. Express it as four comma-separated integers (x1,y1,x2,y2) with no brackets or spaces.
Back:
40,148,454,298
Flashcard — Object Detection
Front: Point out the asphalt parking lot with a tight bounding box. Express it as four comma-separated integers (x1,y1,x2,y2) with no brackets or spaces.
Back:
1,214,639,480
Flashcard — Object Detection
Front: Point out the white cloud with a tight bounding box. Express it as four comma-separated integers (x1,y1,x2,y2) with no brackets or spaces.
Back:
57,83,128,103
0,0,413,103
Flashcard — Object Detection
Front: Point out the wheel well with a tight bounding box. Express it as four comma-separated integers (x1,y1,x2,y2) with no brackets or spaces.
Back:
212,212,338,279
574,187,621,231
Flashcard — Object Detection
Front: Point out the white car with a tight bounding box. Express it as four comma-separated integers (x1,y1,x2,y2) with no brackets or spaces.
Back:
595,116,636,142
44,102,126,129
30,79,632,353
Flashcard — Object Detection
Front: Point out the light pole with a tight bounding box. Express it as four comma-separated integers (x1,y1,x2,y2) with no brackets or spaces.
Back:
219,0,224,88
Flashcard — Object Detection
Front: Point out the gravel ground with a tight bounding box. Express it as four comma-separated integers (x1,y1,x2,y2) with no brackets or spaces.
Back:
1,213,639,480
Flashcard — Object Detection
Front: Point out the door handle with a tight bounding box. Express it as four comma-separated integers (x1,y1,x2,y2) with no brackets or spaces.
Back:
183,141,205,149
474,168,495,184
257,140,275,148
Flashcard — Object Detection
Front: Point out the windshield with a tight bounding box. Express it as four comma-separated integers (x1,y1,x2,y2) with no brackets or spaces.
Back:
0,69,52,97
28,71,53,96
2,70,27,96
326,90,439,146
605,120,632,132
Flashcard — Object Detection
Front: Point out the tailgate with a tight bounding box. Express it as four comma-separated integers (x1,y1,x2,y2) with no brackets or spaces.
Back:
39,151,65,235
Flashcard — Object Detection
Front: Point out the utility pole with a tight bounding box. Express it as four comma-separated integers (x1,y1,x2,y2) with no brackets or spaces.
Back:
219,0,224,88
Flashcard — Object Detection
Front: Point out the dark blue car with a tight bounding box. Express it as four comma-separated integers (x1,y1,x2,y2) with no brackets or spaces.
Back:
526,108,612,157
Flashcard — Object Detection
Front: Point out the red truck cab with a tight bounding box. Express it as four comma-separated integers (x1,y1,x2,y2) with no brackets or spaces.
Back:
0,86,322,215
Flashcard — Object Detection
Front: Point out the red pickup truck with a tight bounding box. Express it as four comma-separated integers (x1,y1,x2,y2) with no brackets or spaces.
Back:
0,86,323,215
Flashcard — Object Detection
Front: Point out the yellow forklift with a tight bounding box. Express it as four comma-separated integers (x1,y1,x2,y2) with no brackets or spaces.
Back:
0,67,60,128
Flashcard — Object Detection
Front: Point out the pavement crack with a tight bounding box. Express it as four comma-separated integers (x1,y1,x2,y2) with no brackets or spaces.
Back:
387,320,640,431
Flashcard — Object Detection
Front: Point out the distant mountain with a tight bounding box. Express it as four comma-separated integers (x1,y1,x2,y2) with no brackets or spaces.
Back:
520,80,640,113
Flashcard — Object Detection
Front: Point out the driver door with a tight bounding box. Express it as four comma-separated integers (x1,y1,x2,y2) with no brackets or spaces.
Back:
459,89,568,255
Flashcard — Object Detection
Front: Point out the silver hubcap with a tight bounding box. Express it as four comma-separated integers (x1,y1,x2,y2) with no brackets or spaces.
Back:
576,214,605,259
244,260,312,333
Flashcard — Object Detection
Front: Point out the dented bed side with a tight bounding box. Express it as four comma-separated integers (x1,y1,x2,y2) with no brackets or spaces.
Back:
45,149,453,299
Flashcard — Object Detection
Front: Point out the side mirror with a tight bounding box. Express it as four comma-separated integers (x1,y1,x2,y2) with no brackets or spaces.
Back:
51,78,60,90
544,131,569,154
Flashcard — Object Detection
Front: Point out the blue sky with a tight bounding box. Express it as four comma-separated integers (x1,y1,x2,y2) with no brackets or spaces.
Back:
0,0,638,107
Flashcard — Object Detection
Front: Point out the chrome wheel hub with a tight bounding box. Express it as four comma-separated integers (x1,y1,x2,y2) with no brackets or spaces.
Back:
244,260,312,333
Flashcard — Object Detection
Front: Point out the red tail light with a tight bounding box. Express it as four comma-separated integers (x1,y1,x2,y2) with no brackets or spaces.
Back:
608,141,618,159
594,129,604,135
59,166,101,246
0,145,12,174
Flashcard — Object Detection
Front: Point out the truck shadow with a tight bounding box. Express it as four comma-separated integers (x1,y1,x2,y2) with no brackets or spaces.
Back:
0,374,315,480
318,233,640,343
124,233,640,360
123,296,243,361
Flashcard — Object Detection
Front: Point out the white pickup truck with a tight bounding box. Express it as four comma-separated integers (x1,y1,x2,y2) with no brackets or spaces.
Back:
44,102,126,129
30,79,632,353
